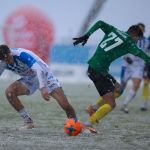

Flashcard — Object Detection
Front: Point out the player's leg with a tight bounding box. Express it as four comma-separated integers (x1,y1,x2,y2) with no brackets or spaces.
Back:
50,87,77,119
141,78,149,111
46,71,77,120
121,77,142,113
86,65,127,116
142,78,149,100
141,65,150,111
86,92,115,125
86,77,125,117
82,67,117,133
121,66,143,113
5,80,35,129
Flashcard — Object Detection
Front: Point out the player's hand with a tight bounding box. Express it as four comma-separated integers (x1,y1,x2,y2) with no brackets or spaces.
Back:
125,57,133,64
73,35,89,46
40,87,50,101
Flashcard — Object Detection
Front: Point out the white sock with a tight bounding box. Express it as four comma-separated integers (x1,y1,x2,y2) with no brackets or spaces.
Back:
123,88,136,106
19,108,33,123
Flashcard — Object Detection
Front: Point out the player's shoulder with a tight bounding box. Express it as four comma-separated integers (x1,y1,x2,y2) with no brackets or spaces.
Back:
140,36,149,42
10,48,28,56
114,29,129,40
11,47,22,53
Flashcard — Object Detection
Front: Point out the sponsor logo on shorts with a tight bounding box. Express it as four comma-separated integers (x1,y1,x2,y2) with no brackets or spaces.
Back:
48,83,56,89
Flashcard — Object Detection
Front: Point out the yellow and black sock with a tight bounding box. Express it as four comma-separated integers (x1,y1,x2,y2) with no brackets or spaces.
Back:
96,97,105,107
95,90,121,109
88,103,112,124
142,80,149,100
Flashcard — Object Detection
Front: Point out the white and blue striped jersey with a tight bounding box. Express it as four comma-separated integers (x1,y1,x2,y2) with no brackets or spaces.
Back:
137,37,150,51
0,48,50,88
120,37,150,82
122,37,150,67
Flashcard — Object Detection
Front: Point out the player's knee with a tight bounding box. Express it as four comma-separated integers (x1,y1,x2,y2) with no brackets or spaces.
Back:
5,88,16,101
114,86,124,98
110,101,116,108
106,99,116,108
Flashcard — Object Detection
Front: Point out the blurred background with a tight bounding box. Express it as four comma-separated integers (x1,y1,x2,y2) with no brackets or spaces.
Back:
0,0,149,83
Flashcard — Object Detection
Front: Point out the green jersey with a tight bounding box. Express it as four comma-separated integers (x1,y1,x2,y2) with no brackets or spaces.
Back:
85,21,150,75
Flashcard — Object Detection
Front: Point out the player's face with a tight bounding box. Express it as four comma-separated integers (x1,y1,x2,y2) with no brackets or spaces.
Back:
132,36,141,42
3,53,14,64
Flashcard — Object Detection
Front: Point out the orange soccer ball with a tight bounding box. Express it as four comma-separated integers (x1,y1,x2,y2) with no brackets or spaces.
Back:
64,118,82,136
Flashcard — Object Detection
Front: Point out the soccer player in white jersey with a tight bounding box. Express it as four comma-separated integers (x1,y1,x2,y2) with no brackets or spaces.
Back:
0,45,78,130
141,34,150,111
121,23,150,113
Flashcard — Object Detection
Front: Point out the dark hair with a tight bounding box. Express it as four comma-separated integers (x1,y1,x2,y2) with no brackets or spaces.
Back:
137,23,145,29
0,45,10,60
127,25,143,38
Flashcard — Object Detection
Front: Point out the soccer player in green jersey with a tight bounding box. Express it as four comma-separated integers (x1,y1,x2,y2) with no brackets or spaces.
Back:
73,20,150,133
